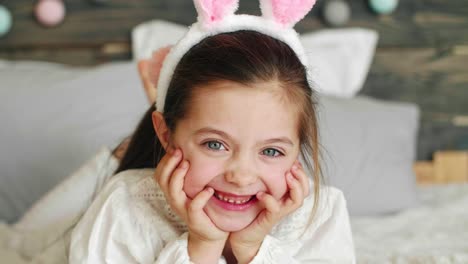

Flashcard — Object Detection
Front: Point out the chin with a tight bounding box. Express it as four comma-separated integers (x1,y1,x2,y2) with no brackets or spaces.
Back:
212,217,253,232
205,206,258,232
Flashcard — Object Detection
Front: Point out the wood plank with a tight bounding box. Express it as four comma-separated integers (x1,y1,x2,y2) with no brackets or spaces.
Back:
361,47,468,159
0,48,97,66
1,0,467,160
1,0,467,48
0,44,131,66
362,48,468,117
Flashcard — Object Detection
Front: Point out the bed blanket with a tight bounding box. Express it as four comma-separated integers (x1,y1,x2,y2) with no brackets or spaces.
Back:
352,183,468,263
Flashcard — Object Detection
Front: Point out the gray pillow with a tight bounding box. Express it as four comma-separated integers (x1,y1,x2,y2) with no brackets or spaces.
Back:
317,95,420,216
0,61,148,223
0,60,420,221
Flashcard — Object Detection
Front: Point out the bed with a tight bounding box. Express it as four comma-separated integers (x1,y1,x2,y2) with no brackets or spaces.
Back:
1,21,467,264
352,183,468,263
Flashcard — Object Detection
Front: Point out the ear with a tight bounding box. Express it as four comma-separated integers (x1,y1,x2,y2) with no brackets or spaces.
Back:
260,0,317,28
152,111,171,150
194,0,239,26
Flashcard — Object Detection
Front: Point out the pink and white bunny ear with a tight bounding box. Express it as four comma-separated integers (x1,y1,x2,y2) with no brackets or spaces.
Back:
260,0,316,28
194,0,239,27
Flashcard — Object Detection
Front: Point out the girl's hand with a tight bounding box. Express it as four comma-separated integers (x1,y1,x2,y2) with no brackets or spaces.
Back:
228,161,310,264
154,148,228,263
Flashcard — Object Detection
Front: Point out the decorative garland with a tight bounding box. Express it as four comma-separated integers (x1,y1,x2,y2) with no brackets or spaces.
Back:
0,5,12,37
323,0,399,27
35,0,66,27
0,0,399,38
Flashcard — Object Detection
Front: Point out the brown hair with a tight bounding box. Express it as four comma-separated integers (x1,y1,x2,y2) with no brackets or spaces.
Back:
116,30,321,218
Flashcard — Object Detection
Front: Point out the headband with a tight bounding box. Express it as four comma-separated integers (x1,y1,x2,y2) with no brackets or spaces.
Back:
155,0,317,112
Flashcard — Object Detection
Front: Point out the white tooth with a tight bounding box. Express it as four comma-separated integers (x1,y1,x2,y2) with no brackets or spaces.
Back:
214,192,253,204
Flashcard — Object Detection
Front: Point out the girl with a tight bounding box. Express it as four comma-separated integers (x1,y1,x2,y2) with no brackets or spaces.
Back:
70,0,355,263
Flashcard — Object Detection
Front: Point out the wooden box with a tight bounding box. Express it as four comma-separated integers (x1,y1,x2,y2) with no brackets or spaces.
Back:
433,151,468,183
413,161,435,185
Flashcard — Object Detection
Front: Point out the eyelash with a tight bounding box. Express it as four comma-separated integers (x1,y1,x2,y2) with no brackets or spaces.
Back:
203,140,284,158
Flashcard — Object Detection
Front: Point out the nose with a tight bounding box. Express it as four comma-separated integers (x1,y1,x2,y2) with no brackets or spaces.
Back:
224,153,259,187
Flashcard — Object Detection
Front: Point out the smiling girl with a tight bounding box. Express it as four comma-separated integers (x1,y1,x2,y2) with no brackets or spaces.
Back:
69,1,355,263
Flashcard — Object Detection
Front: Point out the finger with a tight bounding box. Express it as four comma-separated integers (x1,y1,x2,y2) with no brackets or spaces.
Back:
189,187,214,211
257,192,281,222
168,160,190,208
291,165,310,197
286,172,304,210
294,159,302,168
187,188,215,223
153,148,172,183
154,149,182,189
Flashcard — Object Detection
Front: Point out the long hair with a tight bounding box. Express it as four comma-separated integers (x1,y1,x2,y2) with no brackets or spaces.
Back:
116,30,321,219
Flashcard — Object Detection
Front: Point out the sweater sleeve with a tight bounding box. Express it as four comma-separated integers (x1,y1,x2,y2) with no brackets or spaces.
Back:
14,147,118,232
69,172,200,264
249,189,356,264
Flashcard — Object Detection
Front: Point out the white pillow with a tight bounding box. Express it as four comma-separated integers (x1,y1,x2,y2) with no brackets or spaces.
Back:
132,20,188,61
131,20,378,97
301,29,378,97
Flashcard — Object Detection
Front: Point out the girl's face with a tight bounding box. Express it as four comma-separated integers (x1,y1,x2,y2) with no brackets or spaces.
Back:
171,81,301,232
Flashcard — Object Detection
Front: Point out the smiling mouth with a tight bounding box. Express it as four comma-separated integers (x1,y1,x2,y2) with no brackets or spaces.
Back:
213,191,255,205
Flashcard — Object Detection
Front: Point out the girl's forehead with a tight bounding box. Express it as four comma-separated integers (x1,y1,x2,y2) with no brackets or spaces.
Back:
178,80,301,138
191,80,294,107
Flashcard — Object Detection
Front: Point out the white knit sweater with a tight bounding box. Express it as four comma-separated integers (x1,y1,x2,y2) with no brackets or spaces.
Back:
69,163,356,263
0,148,355,263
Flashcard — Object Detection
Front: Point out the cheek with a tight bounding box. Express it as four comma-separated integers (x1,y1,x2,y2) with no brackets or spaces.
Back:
262,165,289,199
182,155,224,199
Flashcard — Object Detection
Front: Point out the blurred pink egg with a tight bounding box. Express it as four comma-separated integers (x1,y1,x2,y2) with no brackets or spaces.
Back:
35,0,65,27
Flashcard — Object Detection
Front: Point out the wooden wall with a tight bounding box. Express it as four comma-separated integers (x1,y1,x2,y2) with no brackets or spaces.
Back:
1,0,467,160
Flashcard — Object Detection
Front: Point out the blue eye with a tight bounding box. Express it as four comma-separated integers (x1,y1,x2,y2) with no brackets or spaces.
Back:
262,148,282,157
205,141,225,151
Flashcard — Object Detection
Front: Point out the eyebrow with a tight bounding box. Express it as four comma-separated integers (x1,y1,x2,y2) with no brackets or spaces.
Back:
194,127,294,146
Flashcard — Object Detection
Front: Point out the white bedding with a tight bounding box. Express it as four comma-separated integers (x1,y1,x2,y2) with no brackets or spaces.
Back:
2,178,467,263
0,59,465,263
352,183,468,263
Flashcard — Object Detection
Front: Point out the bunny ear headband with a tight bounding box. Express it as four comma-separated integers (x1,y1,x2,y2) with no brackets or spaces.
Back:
155,0,317,112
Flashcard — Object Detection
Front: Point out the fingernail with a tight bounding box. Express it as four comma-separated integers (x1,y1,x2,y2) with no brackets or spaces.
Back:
180,160,188,169
287,172,294,180
257,192,265,199
292,165,298,171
